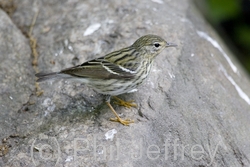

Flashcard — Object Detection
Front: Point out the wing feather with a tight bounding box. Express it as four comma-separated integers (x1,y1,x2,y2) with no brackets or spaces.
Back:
60,57,135,79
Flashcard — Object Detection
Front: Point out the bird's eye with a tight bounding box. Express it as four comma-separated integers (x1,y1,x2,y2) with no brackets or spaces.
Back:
154,43,160,48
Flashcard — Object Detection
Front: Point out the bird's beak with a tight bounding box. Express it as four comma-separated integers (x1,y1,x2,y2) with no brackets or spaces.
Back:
166,42,177,47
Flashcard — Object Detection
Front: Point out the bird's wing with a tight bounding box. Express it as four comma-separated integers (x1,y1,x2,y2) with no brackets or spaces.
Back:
60,57,136,79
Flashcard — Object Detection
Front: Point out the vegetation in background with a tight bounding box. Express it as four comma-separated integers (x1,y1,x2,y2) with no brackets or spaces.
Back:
195,0,250,74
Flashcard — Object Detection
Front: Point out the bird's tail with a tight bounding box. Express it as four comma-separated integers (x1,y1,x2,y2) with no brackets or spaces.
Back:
35,72,60,82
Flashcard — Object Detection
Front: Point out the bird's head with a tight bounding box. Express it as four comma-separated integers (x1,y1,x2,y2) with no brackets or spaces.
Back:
132,34,177,58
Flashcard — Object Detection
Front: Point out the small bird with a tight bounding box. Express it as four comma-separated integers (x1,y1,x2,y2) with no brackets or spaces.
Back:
36,34,177,125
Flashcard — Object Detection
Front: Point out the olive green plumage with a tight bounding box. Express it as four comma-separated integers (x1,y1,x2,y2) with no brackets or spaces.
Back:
36,34,176,95
36,34,177,125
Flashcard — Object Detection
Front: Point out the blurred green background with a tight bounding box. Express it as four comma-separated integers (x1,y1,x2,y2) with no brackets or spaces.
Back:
195,0,250,75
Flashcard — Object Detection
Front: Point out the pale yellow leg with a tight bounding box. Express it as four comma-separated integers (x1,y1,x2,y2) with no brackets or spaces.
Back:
106,102,134,126
113,96,137,108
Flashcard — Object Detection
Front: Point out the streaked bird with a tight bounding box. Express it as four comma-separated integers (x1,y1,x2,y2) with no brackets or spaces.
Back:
36,34,177,125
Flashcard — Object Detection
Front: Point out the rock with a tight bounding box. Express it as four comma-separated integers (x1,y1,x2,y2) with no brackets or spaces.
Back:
0,0,250,166
0,7,33,158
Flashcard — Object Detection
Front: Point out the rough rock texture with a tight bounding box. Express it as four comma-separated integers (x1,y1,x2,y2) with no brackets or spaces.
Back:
0,0,250,166
0,8,34,157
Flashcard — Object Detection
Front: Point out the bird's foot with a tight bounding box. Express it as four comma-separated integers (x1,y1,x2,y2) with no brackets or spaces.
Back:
110,117,134,126
106,99,135,126
113,96,137,108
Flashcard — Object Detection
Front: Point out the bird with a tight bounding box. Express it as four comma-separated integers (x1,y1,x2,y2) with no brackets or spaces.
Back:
35,34,177,125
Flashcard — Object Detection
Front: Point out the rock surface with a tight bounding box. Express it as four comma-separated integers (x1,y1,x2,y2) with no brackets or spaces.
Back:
0,0,250,166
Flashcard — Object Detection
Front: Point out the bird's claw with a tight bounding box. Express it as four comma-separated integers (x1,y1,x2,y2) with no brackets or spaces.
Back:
113,97,137,108
110,117,134,126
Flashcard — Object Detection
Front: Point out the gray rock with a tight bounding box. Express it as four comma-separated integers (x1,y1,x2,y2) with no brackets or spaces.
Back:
0,0,250,166
0,8,33,153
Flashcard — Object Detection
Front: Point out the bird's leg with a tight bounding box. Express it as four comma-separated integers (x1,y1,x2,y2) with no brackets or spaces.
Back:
113,96,137,108
106,102,134,126
105,96,134,126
